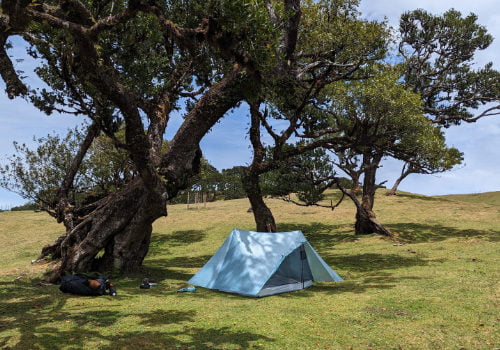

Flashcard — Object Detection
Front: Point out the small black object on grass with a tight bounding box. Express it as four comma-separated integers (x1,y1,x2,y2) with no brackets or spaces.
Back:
140,278,150,289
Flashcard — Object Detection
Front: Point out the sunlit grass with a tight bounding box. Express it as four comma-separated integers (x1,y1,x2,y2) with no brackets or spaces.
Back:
0,190,499,349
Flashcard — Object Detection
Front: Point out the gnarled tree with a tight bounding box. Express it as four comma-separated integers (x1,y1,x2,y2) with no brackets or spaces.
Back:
386,9,500,192
385,143,463,196
240,0,388,232
400,9,500,126
0,0,263,281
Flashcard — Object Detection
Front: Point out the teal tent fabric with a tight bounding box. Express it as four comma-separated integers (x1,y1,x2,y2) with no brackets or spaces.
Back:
187,228,343,297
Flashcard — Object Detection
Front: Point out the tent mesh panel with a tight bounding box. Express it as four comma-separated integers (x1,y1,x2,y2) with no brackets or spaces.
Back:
263,245,313,288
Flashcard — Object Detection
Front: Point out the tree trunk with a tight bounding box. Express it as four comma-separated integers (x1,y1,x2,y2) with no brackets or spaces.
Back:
242,171,276,232
361,153,380,211
242,101,277,232
385,176,404,196
354,205,392,236
351,153,392,236
332,176,392,237
386,164,411,196
350,173,362,196
41,178,167,282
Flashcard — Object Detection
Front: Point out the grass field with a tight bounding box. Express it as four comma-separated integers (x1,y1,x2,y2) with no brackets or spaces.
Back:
0,190,499,349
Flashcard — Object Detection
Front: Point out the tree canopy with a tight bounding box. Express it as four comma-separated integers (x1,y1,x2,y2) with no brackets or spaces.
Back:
243,7,498,236
1,0,269,279
400,9,500,125
0,125,136,214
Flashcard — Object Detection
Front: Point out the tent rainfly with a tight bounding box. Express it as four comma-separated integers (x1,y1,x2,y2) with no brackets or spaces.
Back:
187,228,343,297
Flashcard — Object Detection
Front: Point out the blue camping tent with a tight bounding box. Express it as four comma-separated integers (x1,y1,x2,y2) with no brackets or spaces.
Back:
187,228,343,297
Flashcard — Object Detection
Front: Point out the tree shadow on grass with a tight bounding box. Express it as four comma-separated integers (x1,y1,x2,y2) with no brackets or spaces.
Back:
136,265,196,283
163,255,214,269
144,221,482,300
101,326,271,350
167,229,207,246
289,274,423,297
149,255,212,271
391,193,448,202
279,220,499,245
143,223,441,297
278,222,356,248
165,250,436,299
132,255,213,283
325,252,436,272
275,250,440,297
0,279,270,350
149,230,206,255
387,223,500,243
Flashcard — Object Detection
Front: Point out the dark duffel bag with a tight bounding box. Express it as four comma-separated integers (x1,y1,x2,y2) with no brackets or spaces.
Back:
59,274,108,296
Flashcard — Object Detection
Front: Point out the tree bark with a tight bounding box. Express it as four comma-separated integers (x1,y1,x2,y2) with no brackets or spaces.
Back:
360,152,381,211
354,206,392,236
242,101,277,232
242,171,276,232
349,153,392,236
386,163,411,196
385,174,405,196
350,173,362,196
334,151,364,196
55,121,101,230
41,178,166,282
0,32,28,98
333,176,392,237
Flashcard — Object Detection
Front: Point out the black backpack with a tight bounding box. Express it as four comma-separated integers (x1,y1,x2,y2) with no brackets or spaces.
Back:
59,274,108,296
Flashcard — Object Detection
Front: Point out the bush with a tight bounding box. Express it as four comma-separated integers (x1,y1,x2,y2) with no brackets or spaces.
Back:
10,202,39,211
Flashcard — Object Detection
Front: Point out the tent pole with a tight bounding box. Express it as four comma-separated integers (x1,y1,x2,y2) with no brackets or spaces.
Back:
300,244,305,289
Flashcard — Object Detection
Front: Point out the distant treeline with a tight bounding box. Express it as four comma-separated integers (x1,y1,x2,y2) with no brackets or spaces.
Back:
169,165,247,204
169,161,355,205
6,161,355,209
9,202,39,211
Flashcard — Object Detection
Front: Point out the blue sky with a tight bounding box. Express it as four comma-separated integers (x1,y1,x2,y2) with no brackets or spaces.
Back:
1,0,499,208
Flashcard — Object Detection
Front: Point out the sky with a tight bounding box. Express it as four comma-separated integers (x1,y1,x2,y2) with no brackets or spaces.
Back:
0,0,499,208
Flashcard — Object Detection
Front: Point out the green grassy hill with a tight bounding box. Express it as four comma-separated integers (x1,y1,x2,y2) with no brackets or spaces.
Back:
0,190,499,349
437,191,500,206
